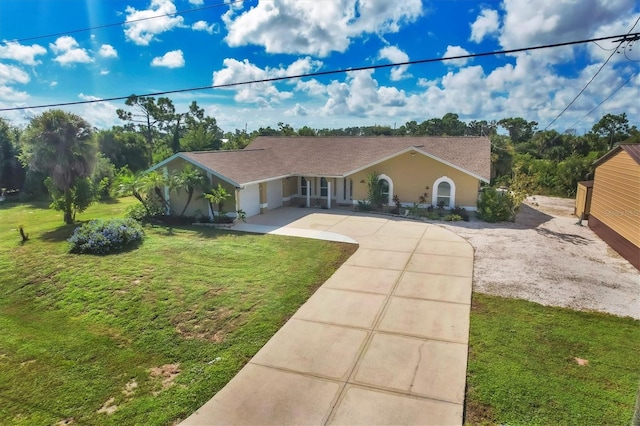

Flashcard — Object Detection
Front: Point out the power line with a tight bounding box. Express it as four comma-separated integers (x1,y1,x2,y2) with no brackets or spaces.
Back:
567,72,637,130
6,0,246,43
543,15,640,130
0,31,638,113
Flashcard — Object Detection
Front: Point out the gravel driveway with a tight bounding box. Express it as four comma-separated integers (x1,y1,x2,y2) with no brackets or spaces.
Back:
439,196,639,319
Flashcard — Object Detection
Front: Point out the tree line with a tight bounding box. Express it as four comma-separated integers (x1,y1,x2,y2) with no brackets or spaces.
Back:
1,94,638,221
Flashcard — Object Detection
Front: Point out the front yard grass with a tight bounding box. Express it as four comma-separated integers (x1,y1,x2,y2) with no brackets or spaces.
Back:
466,293,640,425
0,198,356,425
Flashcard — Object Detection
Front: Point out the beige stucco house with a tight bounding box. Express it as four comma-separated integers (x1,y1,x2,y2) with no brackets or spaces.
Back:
148,136,491,219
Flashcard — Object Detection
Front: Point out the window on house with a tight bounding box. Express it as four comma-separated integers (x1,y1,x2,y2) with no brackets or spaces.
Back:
379,178,390,203
437,181,451,207
301,177,308,196
320,177,328,197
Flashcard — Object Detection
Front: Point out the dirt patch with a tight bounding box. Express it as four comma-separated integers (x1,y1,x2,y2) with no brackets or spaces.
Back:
173,307,241,342
441,195,639,319
150,363,180,394
122,379,138,397
97,397,117,415
464,388,496,425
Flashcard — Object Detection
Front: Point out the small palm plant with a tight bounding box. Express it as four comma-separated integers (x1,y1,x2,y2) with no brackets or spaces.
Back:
202,183,232,219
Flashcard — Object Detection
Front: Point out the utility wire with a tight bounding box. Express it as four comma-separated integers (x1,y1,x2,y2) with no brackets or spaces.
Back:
0,32,638,113
567,72,637,130
6,0,246,43
543,15,640,130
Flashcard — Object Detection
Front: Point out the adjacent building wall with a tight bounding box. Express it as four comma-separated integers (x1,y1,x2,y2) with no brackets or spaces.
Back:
588,150,640,269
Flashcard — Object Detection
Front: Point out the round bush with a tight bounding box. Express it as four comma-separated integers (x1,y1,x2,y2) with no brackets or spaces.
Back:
68,218,144,254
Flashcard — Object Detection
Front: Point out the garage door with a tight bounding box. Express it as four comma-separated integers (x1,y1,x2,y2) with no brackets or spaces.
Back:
239,183,260,217
267,179,283,210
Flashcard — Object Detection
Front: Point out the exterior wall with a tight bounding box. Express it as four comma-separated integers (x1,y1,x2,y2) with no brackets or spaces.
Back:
589,150,640,248
282,177,298,206
164,157,237,218
348,151,481,208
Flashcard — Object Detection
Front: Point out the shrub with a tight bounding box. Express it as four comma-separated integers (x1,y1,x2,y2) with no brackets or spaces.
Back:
125,203,163,222
357,200,374,212
477,187,523,222
68,218,144,254
451,206,470,221
443,214,463,222
425,211,442,220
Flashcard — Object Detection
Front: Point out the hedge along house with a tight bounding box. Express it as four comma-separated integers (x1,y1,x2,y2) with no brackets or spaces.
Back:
587,143,640,270
148,136,491,219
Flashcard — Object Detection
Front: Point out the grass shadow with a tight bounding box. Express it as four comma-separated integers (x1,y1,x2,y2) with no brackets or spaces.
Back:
38,224,77,242
534,227,591,246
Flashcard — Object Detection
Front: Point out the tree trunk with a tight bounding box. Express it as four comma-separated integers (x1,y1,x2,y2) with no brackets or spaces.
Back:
63,188,74,224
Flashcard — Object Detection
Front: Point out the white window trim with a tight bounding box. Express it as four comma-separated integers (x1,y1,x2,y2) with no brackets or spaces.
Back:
432,176,456,208
378,174,393,205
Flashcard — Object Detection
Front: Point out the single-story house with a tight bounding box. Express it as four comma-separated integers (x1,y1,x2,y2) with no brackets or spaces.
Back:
586,143,640,270
148,136,491,219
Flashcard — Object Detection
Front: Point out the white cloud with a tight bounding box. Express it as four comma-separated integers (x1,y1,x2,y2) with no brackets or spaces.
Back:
100,69,110,75
0,41,47,65
49,36,93,65
50,81,58,87
0,63,30,85
469,9,499,43
320,69,421,117
223,0,423,57
378,46,410,81
498,0,634,51
124,0,185,45
212,57,322,105
75,93,119,128
151,50,185,68
285,103,308,116
294,79,326,97
0,85,29,102
0,63,30,104
98,44,118,58
189,0,203,4
442,45,471,67
192,20,218,34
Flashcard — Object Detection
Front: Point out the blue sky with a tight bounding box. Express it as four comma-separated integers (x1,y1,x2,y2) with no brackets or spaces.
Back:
0,0,638,133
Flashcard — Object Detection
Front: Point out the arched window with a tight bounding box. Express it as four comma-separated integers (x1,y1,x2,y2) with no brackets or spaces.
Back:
300,177,308,196
432,176,456,208
320,177,328,197
378,174,393,205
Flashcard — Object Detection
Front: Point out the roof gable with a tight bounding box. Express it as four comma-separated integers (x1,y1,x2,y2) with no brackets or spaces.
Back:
594,143,640,167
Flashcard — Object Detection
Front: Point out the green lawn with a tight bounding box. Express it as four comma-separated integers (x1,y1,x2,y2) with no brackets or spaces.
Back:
466,293,640,425
0,198,356,425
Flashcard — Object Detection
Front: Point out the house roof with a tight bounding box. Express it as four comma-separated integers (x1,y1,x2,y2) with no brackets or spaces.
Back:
152,136,491,186
593,143,640,167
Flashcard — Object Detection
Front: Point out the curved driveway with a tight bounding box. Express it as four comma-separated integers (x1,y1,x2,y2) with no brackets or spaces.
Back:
182,209,473,425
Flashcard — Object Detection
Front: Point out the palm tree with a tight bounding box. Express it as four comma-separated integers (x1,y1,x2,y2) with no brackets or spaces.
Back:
20,110,97,224
173,165,205,217
202,183,231,217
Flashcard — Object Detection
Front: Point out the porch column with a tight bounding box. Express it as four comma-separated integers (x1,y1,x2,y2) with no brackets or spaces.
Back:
306,179,311,208
162,166,170,215
327,181,332,209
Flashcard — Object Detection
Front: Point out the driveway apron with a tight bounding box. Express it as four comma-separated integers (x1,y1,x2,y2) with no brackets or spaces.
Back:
181,210,473,425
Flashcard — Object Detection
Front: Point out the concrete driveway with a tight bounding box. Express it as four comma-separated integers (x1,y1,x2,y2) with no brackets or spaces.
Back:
182,208,473,425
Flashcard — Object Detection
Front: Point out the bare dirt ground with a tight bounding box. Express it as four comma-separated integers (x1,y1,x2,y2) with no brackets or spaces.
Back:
439,196,639,319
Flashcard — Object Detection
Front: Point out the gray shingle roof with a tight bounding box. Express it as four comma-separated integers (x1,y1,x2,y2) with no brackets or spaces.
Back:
176,136,491,186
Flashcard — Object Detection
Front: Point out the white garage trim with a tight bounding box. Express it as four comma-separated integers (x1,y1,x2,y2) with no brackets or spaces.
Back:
239,183,260,217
